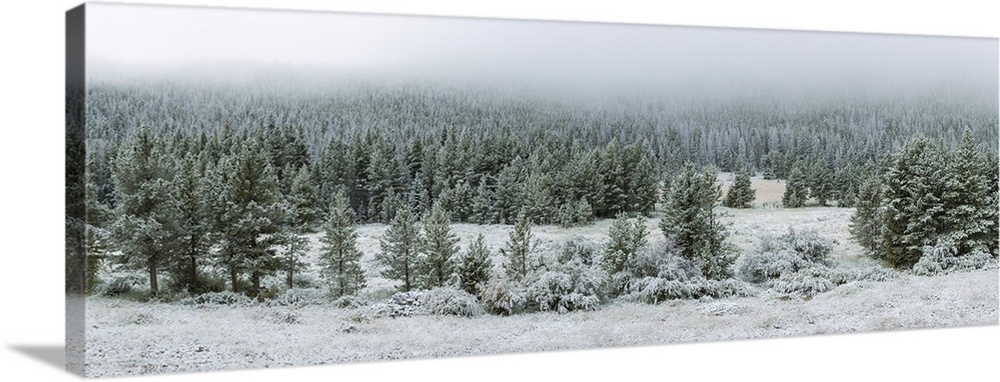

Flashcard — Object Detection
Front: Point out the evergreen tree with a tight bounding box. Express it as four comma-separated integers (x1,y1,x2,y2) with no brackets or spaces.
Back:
809,159,833,206
850,177,882,254
500,208,536,282
455,233,493,296
84,154,112,294
287,164,320,231
723,168,755,208
659,163,735,279
524,172,556,224
942,130,997,256
278,232,310,289
470,176,493,224
110,126,178,296
376,206,422,291
171,155,213,293
319,190,365,297
419,202,460,288
493,159,525,224
782,166,808,208
217,142,286,297
603,213,648,275
878,135,948,267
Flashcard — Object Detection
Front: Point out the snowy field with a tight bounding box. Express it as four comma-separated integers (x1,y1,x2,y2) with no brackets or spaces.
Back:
83,199,999,377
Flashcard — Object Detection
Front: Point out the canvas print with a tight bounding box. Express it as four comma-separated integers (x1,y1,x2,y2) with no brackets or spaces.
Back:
65,2,999,377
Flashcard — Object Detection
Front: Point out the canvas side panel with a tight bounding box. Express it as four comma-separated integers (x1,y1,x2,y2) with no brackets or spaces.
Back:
65,3,86,377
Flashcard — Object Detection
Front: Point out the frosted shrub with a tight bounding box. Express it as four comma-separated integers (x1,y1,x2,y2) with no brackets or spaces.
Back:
96,274,147,297
737,250,805,284
371,291,423,318
271,288,324,307
479,275,526,316
625,277,693,303
694,279,756,298
420,287,485,317
770,267,835,297
913,241,998,276
624,277,755,304
192,291,252,306
849,266,901,282
613,241,699,293
523,239,609,313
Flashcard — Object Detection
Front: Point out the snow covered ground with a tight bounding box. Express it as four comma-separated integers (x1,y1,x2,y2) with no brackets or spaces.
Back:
82,204,999,377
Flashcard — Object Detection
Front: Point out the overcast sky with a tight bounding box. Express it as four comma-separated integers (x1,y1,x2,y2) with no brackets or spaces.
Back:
86,2,998,96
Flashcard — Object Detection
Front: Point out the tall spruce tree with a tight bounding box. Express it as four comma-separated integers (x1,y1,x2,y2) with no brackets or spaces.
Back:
376,206,422,291
659,163,734,279
171,155,213,293
319,190,365,297
287,164,320,231
942,130,996,256
217,142,285,297
419,202,460,288
110,126,178,296
809,159,833,206
723,168,755,208
782,166,808,208
878,135,948,268
850,177,883,254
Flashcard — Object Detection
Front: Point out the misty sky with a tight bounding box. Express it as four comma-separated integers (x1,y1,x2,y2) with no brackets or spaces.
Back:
86,2,998,96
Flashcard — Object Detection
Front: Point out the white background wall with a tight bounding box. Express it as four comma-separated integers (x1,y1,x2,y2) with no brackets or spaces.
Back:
0,1,996,381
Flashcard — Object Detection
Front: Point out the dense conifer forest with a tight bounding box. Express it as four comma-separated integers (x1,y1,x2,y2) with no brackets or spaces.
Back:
76,76,998,309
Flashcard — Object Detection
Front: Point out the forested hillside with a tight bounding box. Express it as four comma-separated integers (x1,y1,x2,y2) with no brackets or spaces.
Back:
78,77,998,303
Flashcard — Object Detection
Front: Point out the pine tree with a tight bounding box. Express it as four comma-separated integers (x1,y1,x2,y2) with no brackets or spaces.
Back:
171,155,213,293
84,154,112,294
809,159,833,206
456,233,493,296
659,163,734,279
878,135,947,267
603,213,648,275
850,177,882,254
723,168,755,208
110,126,178,296
524,172,555,224
470,176,493,224
376,206,422,292
277,232,310,289
782,166,808,208
319,190,365,297
493,159,525,224
217,142,286,297
501,208,536,282
942,130,996,256
419,202,459,288
287,164,320,231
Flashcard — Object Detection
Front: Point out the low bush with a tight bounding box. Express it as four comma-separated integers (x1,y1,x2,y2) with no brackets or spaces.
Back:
769,267,835,297
95,274,147,297
420,287,485,317
522,238,609,313
370,291,423,318
913,240,998,276
479,275,526,316
270,288,324,307
190,291,252,306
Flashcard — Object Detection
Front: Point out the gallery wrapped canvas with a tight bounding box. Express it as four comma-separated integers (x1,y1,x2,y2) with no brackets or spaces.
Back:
66,1,998,378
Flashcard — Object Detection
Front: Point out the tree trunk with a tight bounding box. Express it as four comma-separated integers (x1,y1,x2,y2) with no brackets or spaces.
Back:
251,272,261,301
229,266,239,293
148,255,159,296
286,269,293,289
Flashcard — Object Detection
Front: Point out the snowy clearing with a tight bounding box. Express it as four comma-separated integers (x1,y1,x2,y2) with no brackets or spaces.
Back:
83,207,998,377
